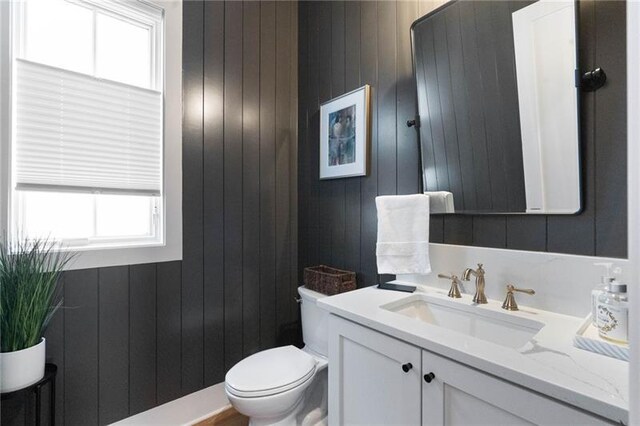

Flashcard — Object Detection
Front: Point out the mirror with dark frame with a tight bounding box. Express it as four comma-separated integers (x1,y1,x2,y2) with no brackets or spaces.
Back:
411,0,581,215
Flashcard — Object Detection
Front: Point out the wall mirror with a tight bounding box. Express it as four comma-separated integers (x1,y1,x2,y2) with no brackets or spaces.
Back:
411,0,581,214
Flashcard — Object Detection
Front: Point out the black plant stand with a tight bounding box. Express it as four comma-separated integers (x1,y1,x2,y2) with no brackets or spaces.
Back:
1,363,57,426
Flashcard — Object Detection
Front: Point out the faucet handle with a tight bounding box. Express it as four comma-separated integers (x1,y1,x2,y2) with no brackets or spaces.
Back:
502,284,535,311
507,284,535,295
437,273,462,298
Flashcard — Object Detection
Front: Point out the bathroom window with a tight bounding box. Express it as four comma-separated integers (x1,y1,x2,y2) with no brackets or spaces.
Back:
0,0,183,268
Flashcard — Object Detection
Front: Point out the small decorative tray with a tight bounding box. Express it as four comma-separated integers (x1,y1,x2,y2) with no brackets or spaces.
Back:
573,315,628,361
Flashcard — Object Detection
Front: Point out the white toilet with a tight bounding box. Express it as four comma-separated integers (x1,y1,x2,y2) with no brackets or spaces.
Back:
225,286,329,426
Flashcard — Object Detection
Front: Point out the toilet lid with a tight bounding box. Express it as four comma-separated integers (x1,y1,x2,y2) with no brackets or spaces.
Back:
225,346,317,397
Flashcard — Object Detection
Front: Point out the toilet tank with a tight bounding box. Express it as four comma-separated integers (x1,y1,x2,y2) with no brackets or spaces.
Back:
298,286,329,357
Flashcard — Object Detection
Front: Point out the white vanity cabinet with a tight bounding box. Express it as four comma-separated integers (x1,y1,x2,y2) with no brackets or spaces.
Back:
329,315,612,425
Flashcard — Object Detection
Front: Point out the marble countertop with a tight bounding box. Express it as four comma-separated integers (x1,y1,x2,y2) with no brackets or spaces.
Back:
318,283,629,423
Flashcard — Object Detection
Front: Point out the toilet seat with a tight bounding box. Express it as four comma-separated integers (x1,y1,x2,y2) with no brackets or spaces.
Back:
225,346,317,398
226,368,315,399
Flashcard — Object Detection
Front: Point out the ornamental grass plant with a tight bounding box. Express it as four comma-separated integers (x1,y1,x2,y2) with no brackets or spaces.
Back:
0,238,73,352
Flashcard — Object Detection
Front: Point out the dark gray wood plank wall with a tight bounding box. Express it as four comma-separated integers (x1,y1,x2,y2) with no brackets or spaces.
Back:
156,262,182,405
260,1,278,350
10,2,299,425
98,266,130,424
64,270,99,426
298,0,627,291
181,0,205,396
202,0,225,388
129,264,157,414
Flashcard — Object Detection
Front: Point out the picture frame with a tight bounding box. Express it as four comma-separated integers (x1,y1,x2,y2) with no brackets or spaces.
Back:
319,84,371,179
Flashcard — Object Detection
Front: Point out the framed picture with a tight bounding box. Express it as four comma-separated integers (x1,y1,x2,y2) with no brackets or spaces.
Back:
319,85,371,179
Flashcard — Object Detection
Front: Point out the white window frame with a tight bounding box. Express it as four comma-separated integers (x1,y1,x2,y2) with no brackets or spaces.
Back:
0,0,182,270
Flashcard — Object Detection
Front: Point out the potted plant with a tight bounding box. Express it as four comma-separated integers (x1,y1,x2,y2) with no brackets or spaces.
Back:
0,238,73,393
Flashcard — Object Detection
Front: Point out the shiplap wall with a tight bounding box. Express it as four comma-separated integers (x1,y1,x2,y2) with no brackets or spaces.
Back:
298,0,627,290
3,2,298,426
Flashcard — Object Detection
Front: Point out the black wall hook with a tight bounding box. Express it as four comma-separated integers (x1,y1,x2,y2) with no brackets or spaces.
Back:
581,68,607,92
407,116,420,128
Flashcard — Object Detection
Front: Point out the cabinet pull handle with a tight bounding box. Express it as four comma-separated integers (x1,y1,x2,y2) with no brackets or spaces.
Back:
401,363,413,373
423,372,435,383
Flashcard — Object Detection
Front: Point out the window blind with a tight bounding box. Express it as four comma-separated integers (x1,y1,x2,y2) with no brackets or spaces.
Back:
14,58,162,196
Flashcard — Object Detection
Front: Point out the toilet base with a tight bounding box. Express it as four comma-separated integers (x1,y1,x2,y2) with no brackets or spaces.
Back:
234,365,328,426
296,367,328,426
247,395,304,426
226,347,328,426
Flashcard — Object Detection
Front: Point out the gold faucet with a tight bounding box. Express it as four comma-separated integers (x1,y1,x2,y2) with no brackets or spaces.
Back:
437,273,462,298
462,264,487,304
501,284,535,311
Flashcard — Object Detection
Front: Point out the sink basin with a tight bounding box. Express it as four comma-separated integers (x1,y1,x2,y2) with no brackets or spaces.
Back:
381,294,544,349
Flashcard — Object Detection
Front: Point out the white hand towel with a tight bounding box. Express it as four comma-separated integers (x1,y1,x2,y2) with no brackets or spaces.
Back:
424,191,455,213
376,194,431,275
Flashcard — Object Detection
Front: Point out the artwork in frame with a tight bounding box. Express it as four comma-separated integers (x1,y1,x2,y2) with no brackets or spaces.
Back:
319,85,371,179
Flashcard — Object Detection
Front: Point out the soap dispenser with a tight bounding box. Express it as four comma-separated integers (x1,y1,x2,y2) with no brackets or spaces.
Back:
592,263,618,325
596,279,628,344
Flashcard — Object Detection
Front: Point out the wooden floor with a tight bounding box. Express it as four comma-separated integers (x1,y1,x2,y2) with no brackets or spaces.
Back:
194,407,249,426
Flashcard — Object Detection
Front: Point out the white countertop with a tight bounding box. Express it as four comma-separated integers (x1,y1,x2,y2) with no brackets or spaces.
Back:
318,283,629,424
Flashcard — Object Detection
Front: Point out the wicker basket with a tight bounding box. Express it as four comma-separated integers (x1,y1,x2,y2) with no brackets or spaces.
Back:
303,265,356,296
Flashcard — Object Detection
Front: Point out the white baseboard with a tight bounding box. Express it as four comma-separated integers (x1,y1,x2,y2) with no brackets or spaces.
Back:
110,382,230,426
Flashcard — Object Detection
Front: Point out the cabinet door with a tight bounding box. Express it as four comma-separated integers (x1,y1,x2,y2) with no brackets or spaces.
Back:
328,315,422,425
421,350,611,426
